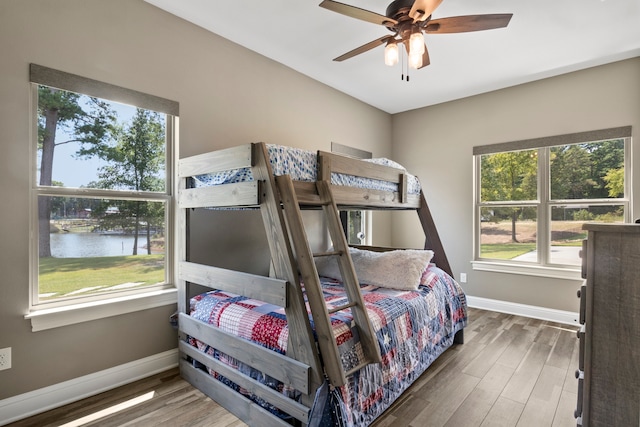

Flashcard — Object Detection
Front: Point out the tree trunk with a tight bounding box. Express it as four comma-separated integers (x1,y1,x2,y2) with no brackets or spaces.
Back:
146,221,151,255
511,210,519,243
132,202,140,255
38,103,59,258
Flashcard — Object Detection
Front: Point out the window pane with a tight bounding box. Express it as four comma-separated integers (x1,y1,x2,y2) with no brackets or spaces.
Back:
480,150,537,202
37,86,166,191
479,206,537,261
346,211,365,244
550,140,624,200
549,204,624,265
38,196,166,301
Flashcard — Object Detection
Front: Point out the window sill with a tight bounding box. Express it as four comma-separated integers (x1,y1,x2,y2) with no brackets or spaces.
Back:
25,288,177,332
471,261,582,281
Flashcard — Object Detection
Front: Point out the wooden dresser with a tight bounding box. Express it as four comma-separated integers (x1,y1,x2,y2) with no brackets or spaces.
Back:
576,223,640,426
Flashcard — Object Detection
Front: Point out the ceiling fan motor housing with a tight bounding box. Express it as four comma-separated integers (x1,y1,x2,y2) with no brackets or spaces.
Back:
386,0,418,18
384,0,428,37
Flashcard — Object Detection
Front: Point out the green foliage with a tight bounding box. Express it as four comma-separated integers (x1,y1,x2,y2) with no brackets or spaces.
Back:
550,140,624,199
596,210,624,223
603,167,624,197
573,209,595,221
87,108,165,192
481,150,537,202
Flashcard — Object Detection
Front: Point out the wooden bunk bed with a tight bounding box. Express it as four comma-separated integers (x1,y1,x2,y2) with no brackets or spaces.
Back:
176,142,467,426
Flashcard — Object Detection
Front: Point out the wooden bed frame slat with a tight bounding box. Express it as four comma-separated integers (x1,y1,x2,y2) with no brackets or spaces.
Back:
179,360,293,427
317,150,406,183
179,342,310,423
178,181,259,208
291,181,421,209
178,144,253,177
179,313,310,394
329,185,419,208
179,261,287,307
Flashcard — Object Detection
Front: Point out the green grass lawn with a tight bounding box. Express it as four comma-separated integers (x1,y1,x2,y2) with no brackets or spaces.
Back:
480,243,537,259
39,255,165,299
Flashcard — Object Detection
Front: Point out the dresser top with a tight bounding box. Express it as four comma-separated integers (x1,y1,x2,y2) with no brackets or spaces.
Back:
582,222,640,233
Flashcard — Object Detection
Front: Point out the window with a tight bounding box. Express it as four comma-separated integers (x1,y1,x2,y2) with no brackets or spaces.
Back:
473,127,631,276
342,210,368,244
331,142,371,245
29,65,178,312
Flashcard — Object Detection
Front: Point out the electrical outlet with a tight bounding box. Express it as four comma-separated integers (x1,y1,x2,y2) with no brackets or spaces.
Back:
0,347,11,371
459,273,467,283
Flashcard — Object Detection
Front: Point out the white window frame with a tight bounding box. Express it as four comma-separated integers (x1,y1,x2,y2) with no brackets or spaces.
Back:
26,64,179,330
472,127,632,280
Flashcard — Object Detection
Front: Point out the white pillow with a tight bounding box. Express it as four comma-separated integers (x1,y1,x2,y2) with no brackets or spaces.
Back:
315,247,434,291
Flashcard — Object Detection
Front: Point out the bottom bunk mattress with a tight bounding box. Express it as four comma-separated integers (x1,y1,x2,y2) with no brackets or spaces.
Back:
187,264,467,426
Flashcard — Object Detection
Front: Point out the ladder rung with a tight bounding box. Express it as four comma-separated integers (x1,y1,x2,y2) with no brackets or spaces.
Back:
345,359,377,377
328,301,357,314
313,250,343,257
304,200,332,207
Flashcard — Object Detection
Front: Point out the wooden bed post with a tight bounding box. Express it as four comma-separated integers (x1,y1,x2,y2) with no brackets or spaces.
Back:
416,192,464,344
417,191,453,278
250,143,324,402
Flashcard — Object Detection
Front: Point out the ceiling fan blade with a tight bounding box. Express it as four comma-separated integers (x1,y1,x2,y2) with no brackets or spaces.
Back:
425,14,513,33
333,35,394,62
410,0,444,22
319,0,398,26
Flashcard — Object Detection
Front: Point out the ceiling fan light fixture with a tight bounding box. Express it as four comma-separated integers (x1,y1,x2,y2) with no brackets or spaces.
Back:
384,42,399,66
408,51,423,69
409,30,425,56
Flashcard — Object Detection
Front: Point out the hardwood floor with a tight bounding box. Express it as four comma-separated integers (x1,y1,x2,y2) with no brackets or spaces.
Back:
7,308,579,427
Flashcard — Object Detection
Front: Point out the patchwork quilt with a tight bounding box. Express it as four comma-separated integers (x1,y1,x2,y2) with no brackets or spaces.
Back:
188,264,467,426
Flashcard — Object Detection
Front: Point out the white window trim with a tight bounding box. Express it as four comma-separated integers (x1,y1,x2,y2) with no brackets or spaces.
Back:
24,288,177,332
471,260,581,280
473,127,632,274
28,64,179,325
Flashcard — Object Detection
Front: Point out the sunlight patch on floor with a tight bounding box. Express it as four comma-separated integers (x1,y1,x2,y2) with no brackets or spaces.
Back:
58,391,156,427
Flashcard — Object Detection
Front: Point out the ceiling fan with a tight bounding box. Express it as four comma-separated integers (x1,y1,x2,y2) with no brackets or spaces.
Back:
319,0,512,70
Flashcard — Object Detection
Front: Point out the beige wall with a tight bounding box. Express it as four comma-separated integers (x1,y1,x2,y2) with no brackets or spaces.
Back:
2,0,637,407
391,58,640,312
0,0,391,400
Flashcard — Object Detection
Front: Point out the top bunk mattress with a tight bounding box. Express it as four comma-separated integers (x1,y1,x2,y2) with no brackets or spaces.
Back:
192,144,422,195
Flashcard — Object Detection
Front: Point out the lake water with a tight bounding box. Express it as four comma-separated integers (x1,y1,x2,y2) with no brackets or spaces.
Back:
50,233,147,258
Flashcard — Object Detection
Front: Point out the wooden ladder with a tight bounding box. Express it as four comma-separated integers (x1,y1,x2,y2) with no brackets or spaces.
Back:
275,175,381,387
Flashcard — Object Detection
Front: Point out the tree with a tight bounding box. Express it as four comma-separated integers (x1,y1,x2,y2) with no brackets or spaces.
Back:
481,150,537,242
550,141,624,200
603,167,624,197
550,144,595,199
88,109,166,255
37,86,115,256
588,140,624,198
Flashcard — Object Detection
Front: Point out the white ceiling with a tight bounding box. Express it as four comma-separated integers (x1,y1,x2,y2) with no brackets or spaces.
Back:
145,0,640,114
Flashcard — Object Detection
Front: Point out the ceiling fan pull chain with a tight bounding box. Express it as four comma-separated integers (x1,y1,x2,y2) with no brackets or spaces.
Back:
401,46,405,81
406,55,410,82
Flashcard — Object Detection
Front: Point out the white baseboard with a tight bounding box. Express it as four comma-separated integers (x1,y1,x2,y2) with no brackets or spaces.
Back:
0,348,179,426
466,296,580,326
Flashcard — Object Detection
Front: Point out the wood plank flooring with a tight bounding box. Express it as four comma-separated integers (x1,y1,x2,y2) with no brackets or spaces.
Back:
7,308,579,427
